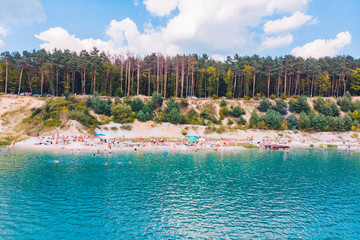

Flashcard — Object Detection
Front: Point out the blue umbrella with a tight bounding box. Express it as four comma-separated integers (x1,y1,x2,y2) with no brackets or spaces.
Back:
95,133,106,137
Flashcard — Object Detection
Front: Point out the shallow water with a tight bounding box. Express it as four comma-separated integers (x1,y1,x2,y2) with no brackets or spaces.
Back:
0,149,360,239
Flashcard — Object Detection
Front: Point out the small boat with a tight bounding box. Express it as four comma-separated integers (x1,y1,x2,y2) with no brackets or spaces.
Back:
265,144,289,150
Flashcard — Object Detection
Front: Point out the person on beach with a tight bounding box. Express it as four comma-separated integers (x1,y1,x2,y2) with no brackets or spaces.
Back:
55,159,59,163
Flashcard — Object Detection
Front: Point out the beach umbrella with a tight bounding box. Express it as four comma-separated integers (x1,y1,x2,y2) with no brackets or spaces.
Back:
139,138,145,141
95,133,106,136
124,140,133,143
193,136,200,139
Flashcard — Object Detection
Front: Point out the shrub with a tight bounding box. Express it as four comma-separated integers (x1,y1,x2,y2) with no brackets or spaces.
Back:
86,97,93,107
227,119,234,125
249,110,259,128
68,110,99,128
168,108,181,124
164,98,179,114
111,104,135,123
254,93,262,100
289,95,310,114
216,126,226,134
136,110,147,122
181,129,188,135
263,109,282,130
130,98,144,113
257,98,272,112
237,115,247,125
152,92,163,109
271,99,287,115
269,94,276,100
92,96,111,115
280,93,287,99
231,106,246,117
180,98,189,108
337,97,352,112
244,96,250,100
220,106,230,119
120,124,133,131
220,99,227,107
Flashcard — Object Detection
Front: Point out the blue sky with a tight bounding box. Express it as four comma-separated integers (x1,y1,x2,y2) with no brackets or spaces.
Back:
0,0,358,59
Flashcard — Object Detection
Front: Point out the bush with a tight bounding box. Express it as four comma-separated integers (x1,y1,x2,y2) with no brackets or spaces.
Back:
130,98,144,113
220,99,227,107
231,106,246,117
249,110,259,128
227,119,234,125
111,104,135,123
263,109,282,130
220,106,230,119
269,94,276,100
92,96,111,115
120,124,133,131
165,98,179,114
271,99,287,115
68,110,99,128
337,97,352,112
257,98,272,112
289,95,310,114
152,92,163,109
86,97,93,108
180,98,189,108
136,110,147,122
216,126,226,134
168,108,181,124
237,115,247,125
280,93,287,99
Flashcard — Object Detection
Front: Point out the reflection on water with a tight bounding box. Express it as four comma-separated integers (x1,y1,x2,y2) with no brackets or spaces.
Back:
0,149,360,239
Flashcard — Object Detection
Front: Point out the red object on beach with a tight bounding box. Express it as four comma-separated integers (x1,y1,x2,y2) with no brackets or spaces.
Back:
139,138,145,140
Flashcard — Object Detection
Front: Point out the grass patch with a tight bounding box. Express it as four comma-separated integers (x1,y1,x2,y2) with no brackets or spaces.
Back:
120,124,133,131
110,126,118,131
327,144,337,149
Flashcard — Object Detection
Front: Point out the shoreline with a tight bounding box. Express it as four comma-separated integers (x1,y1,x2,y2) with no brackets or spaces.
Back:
7,134,359,154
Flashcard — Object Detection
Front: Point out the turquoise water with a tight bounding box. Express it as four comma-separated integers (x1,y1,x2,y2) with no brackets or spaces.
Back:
1,149,360,239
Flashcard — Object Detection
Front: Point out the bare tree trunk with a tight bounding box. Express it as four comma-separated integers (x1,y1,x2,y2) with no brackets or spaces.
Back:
191,68,195,97
148,69,151,96
18,66,24,95
311,76,314,97
252,72,256,97
83,68,86,95
267,74,271,98
93,69,96,94
175,62,179,97
120,61,123,92
5,61,8,94
164,59,168,98
156,55,160,93
233,73,237,98
125,60,128,94
284,69,287,95
137,63,140,96
56,68,59,96
127,60,131,95
277,74,281,98
181,58,185,97
41,69,44,95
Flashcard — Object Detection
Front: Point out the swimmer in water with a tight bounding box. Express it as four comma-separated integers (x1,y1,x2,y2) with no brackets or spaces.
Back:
55,159,59,163
118,161,121,164
129,161,132,164
105,162,108,166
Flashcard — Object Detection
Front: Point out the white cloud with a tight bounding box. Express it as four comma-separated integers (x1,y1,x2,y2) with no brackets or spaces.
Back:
291,31,352,58
0,25,9,37
0,39,3,47
264,11,315,34
143,0,178,17
262,33,294,48
36,0,312,56
0,0,45,25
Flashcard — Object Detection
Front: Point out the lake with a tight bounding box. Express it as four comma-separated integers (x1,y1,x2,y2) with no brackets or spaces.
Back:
1,149,360,239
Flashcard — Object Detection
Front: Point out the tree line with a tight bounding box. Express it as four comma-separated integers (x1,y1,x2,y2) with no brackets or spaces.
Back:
1,48,360,98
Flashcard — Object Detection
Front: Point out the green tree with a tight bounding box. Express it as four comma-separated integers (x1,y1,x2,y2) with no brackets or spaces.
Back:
350,68,360,94
223,68,234,98
111,104,135,123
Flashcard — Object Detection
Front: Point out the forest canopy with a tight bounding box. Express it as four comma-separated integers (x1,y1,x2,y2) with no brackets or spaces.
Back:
1,48,360,98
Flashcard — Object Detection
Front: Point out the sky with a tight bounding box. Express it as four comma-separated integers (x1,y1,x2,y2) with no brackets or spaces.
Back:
0,0,359,60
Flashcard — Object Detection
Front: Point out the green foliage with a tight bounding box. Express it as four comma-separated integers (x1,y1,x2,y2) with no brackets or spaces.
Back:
136,110,147,122
237,115,247,125
263,109,282,129
269,94,276,100
168,108,181,124
220,99,227,107
249,110,259,128
110,104,135,123
219,106,230,119
92,96,111,115
231,106,246,117
351,68,360,94
68,110,99,128
271,99,287,115
86,97,93,107
129,98,144,113
337,96,352,112
227,119,234,125
280,93,287,99
257,98,272,112
289,95,310,113
152,92,163,109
